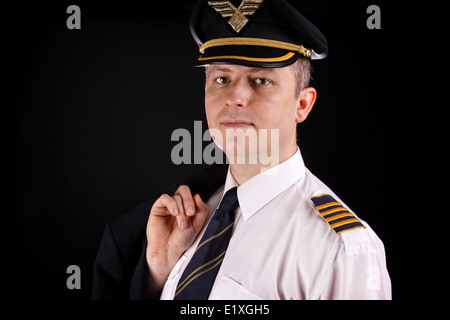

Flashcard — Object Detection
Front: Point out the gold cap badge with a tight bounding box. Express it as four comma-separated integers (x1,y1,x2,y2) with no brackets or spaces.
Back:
208,0,264,33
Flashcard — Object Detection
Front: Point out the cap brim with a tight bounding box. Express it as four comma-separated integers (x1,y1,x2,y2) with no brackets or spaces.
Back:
195,45,300,68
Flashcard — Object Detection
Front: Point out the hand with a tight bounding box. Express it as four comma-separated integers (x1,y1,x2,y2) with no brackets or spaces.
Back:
146,185,209,292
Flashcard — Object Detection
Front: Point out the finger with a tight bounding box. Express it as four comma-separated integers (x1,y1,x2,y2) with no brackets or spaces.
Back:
192,194,209,231
174,185,196,216
194,194,208,213
173,194,189,230
152,194,179,216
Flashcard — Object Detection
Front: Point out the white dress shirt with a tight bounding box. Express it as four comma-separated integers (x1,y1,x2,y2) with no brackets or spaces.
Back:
160,148,391,300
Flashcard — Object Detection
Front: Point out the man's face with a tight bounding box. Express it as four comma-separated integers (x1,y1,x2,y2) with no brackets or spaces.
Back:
205,64,300,165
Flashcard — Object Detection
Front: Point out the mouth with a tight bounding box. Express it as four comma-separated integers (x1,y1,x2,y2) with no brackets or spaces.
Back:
221,120,254,128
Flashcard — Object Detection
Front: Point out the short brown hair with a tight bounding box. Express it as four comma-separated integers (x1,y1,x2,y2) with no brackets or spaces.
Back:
291,57,313,97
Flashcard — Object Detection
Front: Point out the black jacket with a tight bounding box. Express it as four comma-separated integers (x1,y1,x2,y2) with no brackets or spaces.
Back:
91,164,228,299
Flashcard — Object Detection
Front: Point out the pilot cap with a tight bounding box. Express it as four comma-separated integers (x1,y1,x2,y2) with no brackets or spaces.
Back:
190,0,328,68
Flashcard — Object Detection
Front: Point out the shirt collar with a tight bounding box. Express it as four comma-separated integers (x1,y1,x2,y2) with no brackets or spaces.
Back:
222,147,306,221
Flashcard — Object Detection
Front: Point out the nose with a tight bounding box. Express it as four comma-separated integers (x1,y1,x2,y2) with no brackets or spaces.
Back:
225,81,250,109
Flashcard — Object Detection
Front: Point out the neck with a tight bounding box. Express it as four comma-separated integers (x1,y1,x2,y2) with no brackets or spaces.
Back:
228,145,298,185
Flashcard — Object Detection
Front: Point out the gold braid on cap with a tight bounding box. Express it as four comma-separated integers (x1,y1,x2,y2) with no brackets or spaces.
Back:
199,37,312,59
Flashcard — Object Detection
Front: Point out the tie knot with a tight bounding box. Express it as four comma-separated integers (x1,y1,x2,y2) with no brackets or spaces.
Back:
218,187,239,213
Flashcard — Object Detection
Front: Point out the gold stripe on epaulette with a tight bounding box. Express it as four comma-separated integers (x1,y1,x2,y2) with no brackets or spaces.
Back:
316,201,341,211
325,212,354,223
330,218,361,229
320,207,348,216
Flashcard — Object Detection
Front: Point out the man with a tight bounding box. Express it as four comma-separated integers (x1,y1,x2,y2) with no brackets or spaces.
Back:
92,0,391,300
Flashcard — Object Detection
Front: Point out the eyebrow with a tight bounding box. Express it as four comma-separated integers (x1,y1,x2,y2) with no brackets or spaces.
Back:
207,66,233,74
207,66,276,75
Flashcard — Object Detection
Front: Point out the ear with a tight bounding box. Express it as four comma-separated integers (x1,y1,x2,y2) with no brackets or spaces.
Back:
295,87,317,123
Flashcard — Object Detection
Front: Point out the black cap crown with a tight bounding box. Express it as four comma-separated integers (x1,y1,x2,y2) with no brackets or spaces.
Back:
190,0,328,68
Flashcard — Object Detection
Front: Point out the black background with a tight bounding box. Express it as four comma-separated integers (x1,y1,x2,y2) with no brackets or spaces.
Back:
11,0,396,300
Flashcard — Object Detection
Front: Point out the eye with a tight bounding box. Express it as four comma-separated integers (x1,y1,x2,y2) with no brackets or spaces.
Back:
254,78,270,85
215,77,229,84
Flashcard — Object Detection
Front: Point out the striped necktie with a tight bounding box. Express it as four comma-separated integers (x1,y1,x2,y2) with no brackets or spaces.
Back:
174,187,239,299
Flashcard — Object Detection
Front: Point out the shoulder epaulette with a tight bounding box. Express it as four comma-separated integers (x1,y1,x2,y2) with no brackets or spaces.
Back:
310,194,366,234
